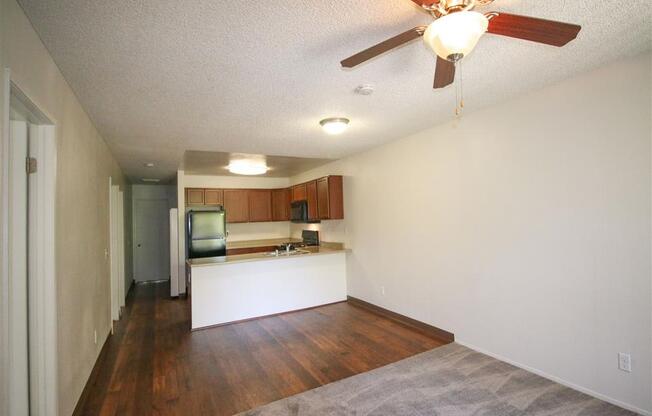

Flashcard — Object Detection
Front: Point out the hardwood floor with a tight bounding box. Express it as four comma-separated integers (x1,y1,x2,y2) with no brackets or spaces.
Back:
74,281,449,416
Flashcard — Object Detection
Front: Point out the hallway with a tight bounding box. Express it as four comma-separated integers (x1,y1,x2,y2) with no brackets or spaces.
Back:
74,282,448,415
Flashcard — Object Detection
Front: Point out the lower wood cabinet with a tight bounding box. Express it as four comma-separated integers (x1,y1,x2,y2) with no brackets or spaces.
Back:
226,245,277,256
223,190,249,223
248,189,272,222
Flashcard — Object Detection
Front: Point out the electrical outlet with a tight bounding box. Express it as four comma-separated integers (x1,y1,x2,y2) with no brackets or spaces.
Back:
380,286,385,296
618,353,631,372
104,248,109,260
94,329,97,345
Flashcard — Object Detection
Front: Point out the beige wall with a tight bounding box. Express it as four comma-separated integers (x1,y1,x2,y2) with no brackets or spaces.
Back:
290,54,652,413
0,0,129,414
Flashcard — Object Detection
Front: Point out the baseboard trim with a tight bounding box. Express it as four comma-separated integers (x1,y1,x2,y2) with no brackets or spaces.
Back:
72,330,112,416
456,340,650,416
346,296,454,344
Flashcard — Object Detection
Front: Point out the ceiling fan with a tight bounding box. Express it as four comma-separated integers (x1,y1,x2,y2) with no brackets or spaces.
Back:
341,0,581,89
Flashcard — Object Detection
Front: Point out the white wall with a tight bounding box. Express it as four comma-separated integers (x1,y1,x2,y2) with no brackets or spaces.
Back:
0,0,129,413
289,53,652,414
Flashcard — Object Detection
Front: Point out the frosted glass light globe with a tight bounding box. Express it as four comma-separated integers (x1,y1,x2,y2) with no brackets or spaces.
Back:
423,11,488,61
227,159,269,175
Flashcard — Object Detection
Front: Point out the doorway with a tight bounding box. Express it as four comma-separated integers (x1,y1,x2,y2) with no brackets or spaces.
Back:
2,75,58,416
133,189,172,282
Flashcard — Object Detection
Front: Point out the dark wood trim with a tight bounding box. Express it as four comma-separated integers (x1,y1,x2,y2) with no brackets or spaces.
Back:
191,300,347,331
347,296,454,343
72,331,113,416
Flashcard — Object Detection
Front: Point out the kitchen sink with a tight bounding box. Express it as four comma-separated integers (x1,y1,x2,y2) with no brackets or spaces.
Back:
265,249,311,257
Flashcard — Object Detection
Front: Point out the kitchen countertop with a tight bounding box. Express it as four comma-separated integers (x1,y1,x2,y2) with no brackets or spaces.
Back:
226,238,302,249
187,245,349,267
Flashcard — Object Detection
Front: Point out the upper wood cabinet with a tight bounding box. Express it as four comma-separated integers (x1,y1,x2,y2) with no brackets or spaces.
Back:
306,180,318,220
248,190,272,222
292,183,307,202
204,189,223,206
184,176,343,223
186,188,205,205
316,176,343,220
271,188,290,221
223,190,249,223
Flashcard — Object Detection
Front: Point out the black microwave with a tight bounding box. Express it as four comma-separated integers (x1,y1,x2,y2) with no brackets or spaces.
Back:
290,200,308,223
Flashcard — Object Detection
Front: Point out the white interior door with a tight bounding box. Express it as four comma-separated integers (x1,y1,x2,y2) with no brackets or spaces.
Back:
8,120,29,415
134,199,169,281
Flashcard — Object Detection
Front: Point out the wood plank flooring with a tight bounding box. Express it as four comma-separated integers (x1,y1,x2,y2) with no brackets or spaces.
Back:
74,281,448,416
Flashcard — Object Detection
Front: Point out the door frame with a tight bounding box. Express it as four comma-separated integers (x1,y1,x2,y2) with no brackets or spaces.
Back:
109,179,126,326
1,69,59,415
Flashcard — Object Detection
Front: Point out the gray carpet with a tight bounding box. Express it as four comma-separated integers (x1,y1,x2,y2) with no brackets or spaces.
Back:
237,343,637,416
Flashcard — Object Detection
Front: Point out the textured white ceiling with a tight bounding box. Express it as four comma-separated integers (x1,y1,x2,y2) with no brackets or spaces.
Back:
17,0,652,181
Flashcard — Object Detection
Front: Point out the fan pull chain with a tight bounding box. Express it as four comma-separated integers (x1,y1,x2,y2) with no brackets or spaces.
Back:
455,61,464,117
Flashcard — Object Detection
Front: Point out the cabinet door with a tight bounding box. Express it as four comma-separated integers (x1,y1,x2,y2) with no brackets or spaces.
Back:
271,188,290,221
223,190,249,223
327,176,344,219
249,190,272,222
186,188,205,205
204,189,223,205
317,177,330,219
292,183,307,202
306,180,318,220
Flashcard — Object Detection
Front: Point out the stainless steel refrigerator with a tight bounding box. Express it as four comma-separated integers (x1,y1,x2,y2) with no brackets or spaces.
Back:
187,209,226,259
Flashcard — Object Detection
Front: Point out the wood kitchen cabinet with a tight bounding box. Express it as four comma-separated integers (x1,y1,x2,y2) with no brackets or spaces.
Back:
223,190,249,223
204,188,223,205
292,183,307,202
306,180,318,220
317,176,343,219
186,188,205,205
271,188,291,221
248,190,272,222
184,176,343,223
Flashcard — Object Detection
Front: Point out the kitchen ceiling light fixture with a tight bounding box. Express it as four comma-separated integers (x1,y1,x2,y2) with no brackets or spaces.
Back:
423,11,488,62
320,118,350,135
227,159,269,175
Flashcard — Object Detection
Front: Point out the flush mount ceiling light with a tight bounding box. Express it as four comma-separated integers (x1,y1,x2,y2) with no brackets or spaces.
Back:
423,11,488,62
144,162,155,168
227,159,269,175
320,118,350,135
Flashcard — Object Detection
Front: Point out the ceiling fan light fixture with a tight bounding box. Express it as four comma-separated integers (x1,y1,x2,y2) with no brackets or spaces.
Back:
227,159,269,175
423,11,488,61
320,117,350,135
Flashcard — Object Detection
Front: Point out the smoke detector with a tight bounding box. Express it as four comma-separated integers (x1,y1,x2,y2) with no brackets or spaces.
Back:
354,84,375,95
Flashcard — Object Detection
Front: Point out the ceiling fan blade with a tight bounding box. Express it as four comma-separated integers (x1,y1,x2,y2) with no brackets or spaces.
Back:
486,12,581,47
409,0,440,7
433,57,455,89
341,26,426,68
